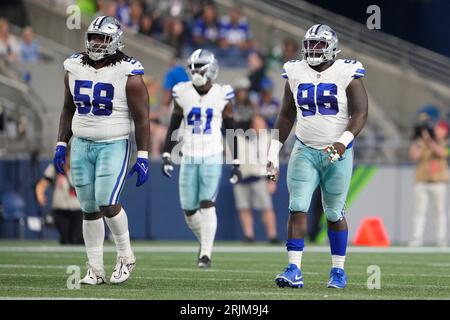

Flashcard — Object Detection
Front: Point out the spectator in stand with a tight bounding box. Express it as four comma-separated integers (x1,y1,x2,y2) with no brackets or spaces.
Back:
218,7,253,66
103,0,118,17
162,17,186,58
233,77,258,131
282,38,299,62
126,0,144,34
162,55,189,111
116,0,131,26
267,38,300,69
19,26,39,64
233,115,279,243
0,18,20,63
247,51,267,94
139,13,161,39
257,78,279,129
192,3,220,52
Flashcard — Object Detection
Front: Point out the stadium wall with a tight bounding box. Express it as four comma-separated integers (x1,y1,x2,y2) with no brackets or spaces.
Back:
0,160,448,245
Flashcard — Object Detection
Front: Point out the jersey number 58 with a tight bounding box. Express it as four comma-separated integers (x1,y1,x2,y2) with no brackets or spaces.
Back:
74,80,115,116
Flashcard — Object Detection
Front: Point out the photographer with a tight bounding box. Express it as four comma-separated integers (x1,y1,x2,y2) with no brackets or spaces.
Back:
409,120,449,247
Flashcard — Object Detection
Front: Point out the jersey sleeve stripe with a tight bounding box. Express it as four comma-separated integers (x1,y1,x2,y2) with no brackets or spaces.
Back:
353,68,365,78
131,69,144,75
281,68,288,79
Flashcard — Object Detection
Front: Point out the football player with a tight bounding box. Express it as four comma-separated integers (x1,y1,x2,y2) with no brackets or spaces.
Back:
53,16,150,284
267,24,368,289
161,49,241,268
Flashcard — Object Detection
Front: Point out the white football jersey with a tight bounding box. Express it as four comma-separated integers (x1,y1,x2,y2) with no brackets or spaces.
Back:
63,53,145,142
282,59,365,149
172,81,234,157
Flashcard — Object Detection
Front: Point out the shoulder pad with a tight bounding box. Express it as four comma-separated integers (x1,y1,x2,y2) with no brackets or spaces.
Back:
123,57,145,75
281,60,301,79
222,84,235,100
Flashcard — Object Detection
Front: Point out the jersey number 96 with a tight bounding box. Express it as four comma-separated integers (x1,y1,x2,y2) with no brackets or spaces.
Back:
296,83,338,117
74,80,115,116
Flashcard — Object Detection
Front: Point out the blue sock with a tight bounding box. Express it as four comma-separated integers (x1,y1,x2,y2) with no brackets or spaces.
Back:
286,238,304,251
286,239,304,268
328,229,348,256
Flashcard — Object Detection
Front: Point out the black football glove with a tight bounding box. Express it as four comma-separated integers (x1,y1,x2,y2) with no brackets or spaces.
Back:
161,152,174,178
229,160,242,184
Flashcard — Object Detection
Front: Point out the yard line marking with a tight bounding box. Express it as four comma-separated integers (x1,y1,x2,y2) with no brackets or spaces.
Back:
0,285,449,300
1,246,450,254
0,297,118,300
1,272,450,289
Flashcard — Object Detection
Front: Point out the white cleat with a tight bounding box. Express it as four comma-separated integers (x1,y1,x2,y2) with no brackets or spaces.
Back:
110,255,136,284
79,263,106,285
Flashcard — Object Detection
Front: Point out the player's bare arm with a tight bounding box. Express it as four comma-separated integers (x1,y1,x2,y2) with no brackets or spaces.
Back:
126,74,150,153
326,77,368,162
57,73,76,144
53,72,76,174
345,78,368,137
161,101,184,178
267,81,297,181
222,101,242,184
126,74,150,187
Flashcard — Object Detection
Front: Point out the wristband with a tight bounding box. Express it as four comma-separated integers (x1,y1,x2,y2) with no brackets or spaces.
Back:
137,150,149,159
336,131,354,147
267,139,283,164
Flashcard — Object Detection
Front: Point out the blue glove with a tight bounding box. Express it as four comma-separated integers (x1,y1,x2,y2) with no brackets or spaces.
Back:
127,153,149,187
53,143,67,174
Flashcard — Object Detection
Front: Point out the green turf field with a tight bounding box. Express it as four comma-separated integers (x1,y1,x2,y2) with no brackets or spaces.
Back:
0,240,449,300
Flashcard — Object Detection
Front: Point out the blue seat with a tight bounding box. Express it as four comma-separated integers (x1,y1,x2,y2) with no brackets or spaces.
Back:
1,191,26,238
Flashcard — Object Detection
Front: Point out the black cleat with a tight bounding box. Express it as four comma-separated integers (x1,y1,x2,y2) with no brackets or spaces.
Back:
197,255,211,268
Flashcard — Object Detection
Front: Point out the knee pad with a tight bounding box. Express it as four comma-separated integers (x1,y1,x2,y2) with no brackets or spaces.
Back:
288,197,309,213
80,200,99,214
325,208,345,223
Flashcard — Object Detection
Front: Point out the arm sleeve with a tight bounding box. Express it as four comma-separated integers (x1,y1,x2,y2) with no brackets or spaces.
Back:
223,116,238,161
163,113,184,154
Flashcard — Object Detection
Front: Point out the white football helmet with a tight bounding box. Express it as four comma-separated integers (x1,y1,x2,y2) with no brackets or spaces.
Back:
301,24,341,66
85,16,124,61
187,49,219,87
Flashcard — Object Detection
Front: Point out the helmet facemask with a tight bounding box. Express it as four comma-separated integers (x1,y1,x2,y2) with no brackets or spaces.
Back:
301,24,341,66
86,33,115,61
189,63,210,87
302,39,329,66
